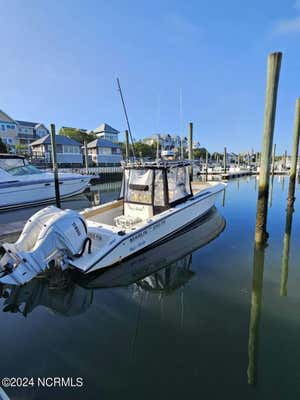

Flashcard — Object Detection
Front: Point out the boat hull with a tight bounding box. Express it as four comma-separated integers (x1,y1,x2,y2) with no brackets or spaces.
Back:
0,176,90,211
82,184,225,273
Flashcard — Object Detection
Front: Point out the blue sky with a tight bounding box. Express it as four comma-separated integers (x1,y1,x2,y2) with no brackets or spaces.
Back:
1,0,300,153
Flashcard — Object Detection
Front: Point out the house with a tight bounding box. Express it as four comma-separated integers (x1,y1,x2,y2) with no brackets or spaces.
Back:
0,109,49,152
30,134,83,166
86,138,122,165
144,134,188,151
92,123,119,143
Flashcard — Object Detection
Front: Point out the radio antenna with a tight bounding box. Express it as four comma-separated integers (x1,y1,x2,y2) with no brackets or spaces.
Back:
116,78,136,159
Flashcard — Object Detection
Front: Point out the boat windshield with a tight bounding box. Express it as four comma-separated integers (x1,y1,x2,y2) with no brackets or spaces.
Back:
0,158,42,176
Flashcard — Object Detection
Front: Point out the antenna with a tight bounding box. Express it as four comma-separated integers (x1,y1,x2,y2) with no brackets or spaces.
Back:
116,78,136,159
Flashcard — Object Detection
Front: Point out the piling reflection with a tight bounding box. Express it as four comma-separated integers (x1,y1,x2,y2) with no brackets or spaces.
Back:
247,240,266,385
280,202,294,296
248,177,269,384
0,208,226,317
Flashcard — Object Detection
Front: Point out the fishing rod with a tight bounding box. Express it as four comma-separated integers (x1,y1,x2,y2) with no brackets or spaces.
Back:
116,78,136,160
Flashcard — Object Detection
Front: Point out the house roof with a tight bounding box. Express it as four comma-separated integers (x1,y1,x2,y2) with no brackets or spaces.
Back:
93,123,119,134
16,120,39,128
16,120,48,130
86,138,120,148
30,134,81,147
0,110,16,123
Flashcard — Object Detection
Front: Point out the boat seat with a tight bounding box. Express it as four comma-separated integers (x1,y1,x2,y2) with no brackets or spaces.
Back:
114,202,153,229
114,215,142,229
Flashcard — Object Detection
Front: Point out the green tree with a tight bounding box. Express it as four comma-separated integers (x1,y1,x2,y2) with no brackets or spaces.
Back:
59,127,96,144
0,137,7,153
134,141,156,158
15,144,28,154
193,147,210,160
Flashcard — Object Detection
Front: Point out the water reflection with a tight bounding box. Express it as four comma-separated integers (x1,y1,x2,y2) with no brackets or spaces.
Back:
247,241,266,385
0,208,226,317
280,202,294,296
1,269,92,317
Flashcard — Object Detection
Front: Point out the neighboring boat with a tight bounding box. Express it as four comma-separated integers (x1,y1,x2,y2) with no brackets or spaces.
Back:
0,154,91,210
0,160,226,285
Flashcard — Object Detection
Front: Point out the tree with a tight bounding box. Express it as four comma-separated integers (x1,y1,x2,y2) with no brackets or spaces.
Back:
59,127,96,144
193,148,210,160
0,137,7,153
134,141,156,158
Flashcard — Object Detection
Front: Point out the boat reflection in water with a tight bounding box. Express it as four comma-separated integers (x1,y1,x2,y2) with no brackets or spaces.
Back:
0,207,225,317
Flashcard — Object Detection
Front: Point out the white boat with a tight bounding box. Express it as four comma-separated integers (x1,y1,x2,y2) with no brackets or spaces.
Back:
0,161,226,285
0,154,91,210
0,208,225,316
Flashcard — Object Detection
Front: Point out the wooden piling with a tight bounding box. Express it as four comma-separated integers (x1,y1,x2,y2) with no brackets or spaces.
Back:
188,122,193,160
125,130,129,160
287,98,300,206
84,140,88,174
205,150,208,180
188,122,193,179
50,123,61,208
255,52,282,244
223,147,227,173
180,137,184,160
156,134,160,161
271,143,276,175
283,150,287,170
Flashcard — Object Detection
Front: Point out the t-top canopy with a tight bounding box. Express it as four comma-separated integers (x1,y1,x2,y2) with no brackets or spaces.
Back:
120,162,192,211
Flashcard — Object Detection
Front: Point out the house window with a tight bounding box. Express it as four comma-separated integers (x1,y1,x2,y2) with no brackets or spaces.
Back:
1,125,6,131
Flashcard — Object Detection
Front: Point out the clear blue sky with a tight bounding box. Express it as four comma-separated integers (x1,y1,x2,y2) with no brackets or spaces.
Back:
1,0,300,153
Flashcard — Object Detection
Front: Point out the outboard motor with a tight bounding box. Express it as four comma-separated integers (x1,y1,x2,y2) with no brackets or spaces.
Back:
0,206,89,285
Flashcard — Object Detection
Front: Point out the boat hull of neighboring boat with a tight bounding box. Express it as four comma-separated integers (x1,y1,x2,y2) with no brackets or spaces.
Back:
0,154,91,210
0,174,91,210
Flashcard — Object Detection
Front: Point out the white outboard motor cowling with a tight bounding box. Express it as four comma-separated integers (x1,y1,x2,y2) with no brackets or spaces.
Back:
0,206,89,285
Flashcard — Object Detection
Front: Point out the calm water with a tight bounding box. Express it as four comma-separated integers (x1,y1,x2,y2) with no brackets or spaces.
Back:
1,176,300,399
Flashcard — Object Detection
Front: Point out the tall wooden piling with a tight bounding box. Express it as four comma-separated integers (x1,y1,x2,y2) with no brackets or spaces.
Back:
205,150,208,180
287,98,300,206
50,123,61,208
84,140,88,174
188,122,193,179
180,137,184,160
125,130,129,160
255,52,282,244
271,143,276,175
283,150,287,170
223,147,227,173
156,134,160,161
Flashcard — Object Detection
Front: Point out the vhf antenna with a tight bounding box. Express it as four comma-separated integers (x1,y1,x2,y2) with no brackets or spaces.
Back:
116,78,136,160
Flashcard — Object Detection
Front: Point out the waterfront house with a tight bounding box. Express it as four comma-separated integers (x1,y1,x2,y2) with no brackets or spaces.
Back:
0,109,48,153
86,138,122,165
30,134,83,166
144,134,188,152
91,123,119,143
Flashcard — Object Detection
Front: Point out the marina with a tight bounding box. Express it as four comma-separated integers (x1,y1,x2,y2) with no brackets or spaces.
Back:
2,1,300,398
1,175,300,399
